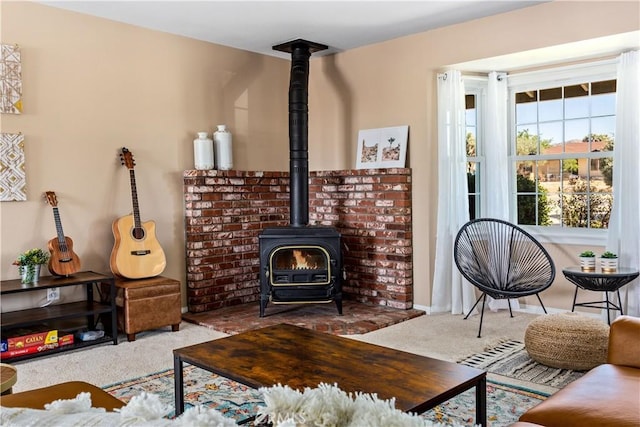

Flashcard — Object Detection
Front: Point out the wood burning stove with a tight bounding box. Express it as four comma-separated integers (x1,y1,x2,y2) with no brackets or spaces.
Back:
259,228,342,317
259,39,343,317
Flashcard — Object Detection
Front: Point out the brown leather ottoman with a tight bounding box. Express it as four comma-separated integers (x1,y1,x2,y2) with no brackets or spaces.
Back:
0,381,124,411
104,276,182,342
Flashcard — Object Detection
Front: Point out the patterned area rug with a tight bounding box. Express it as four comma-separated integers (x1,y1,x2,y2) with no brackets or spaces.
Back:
103,365,548,426
458,340,585,389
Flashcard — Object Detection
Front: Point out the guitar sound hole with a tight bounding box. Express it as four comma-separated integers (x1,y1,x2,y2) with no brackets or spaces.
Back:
132,227,146,240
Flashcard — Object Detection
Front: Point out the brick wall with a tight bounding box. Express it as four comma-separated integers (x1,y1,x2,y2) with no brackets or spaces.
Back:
183,168,412,313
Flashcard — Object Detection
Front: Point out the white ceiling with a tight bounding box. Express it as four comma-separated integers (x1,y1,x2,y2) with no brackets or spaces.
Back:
39,1,548,59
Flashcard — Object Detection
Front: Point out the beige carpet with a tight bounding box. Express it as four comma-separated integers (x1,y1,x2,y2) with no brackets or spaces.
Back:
349,310,539,362
9,310,539,394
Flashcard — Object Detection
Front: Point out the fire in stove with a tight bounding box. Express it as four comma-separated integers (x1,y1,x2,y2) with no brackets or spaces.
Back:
274,247,326,271
270,245,332,285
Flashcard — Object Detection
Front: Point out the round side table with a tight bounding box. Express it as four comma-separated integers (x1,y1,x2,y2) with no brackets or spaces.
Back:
0,363,17,395
562,266,639,325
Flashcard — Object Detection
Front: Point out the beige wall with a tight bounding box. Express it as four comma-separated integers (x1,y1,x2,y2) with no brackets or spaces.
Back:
1,1,290,310
307,1,638,309
1,1,638,313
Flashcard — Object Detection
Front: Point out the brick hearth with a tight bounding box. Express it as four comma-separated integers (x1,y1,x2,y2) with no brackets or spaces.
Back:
183,168,412,313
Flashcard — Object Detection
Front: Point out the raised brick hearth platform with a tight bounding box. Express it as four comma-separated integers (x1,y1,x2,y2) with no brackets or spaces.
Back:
182,300,425,335
183,168,413,314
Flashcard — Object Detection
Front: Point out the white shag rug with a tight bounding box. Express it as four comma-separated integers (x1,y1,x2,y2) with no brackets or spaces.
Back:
1,384,475,427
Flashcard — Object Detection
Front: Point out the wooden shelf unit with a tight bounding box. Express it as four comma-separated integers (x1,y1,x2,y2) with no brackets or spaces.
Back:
1,271,118,362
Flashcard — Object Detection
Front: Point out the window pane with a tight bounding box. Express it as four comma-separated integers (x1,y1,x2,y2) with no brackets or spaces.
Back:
564,118,589,142
517,195,538,225
591,156,613,190
540,159,561,182
466,129,476,156
516,126,540,155
591,116,615,138
600,156,614,187
539,121,563,145
564,83,589,119
467,162,479,220
540,99,563,122
592,79,616,95
539,87,562,122
515,91,537,124
466,93,477,157
592,92,616,116
465,110,476,126
546,191,561,225
560,158,578,179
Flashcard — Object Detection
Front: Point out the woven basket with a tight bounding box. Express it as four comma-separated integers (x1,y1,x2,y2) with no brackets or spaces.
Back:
524,312,609,370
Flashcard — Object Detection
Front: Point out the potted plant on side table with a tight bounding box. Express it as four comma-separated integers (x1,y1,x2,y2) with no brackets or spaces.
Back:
579,250,596,271
600,251,618,272
13,248,49,284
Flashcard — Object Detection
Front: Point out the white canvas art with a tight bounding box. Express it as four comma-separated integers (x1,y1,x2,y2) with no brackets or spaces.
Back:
356,125,408,169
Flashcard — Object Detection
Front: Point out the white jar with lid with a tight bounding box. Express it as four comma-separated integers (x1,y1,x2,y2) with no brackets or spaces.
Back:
213,125,233,170
193,131,214,170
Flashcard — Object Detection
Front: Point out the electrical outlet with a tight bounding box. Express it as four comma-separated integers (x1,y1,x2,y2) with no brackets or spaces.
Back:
47,287,60,302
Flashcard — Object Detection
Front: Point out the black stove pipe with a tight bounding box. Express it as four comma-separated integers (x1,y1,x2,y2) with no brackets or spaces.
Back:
273,39,328,227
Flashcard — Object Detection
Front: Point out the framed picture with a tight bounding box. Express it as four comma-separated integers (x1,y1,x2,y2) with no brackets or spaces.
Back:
356,125,408,169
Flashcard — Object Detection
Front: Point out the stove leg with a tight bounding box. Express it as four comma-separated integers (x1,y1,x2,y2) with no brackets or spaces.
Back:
260,297,268,317
335,298,343,315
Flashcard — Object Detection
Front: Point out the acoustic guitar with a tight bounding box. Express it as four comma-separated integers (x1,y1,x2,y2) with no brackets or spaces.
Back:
44,191,81,276
110,147,166,279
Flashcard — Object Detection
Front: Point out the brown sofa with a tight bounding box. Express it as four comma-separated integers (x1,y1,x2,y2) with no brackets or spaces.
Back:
513,315,640,427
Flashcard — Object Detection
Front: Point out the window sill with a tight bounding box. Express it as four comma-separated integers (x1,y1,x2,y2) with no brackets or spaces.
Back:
520,226,608,246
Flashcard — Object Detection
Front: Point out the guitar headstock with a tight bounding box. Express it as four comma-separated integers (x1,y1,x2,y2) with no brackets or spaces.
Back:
120,147,136,170
44,191,58,207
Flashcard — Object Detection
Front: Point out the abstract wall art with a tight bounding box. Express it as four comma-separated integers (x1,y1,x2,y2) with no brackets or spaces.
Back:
1,44,23,114
1,132,27,201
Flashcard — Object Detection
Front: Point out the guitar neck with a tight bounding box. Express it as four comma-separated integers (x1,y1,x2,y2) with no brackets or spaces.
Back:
52,207,69,252
129,169,142,228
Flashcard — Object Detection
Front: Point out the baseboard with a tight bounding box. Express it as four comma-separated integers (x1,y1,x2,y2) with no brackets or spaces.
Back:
518,304,602,319
417,303,601,319
413,304,431,314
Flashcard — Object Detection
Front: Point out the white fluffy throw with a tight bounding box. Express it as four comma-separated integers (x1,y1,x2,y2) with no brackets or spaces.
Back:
256,383,471,427
1,392,236,427
1,384,471,427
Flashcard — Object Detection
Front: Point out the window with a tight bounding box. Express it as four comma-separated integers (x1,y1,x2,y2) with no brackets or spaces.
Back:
462,60,616,239
464,80,486,220
465,93,481,220
511,77,616,229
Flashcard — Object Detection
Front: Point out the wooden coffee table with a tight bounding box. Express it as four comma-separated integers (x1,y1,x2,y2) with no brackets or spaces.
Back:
173,323,487,426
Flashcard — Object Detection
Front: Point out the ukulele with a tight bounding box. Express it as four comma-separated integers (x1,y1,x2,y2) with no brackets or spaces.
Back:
44,191,81,276
110,147,166,279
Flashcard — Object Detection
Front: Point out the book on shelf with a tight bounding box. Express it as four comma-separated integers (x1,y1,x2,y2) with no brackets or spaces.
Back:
1,323,75,359
1,327,58,353
0,343,58,360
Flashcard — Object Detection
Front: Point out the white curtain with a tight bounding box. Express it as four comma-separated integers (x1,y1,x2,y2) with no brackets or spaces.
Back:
432,70,476,314
484,71,520,311
484,72,509,219
606,50,640,317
